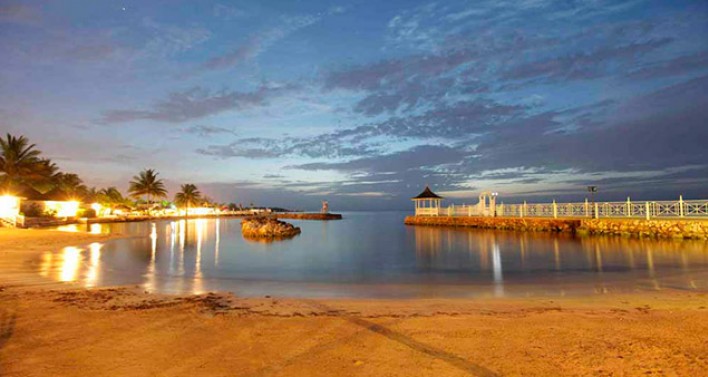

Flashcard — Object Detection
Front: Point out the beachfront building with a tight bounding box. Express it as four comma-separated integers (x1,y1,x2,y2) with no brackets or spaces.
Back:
21,200,80,218
0,195,22,227
412,186,443,216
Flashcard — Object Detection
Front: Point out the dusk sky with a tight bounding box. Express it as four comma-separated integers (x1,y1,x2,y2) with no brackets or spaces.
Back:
1,0,707,210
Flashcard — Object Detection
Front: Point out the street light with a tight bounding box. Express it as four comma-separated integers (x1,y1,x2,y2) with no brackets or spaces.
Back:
587,186,598,218
491,192,498,217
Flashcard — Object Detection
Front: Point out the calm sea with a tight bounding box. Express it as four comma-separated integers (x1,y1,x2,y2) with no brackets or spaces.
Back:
28,212,708,298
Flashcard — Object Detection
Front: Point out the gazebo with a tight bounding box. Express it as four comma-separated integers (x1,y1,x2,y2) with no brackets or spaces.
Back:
411,186,443,216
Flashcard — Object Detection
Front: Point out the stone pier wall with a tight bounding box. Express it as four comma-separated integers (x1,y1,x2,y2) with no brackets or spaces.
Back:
404,216,580,233
404,216,708,239
578,219,708,239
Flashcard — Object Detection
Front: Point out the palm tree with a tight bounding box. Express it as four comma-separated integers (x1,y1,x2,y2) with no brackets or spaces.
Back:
128,169,167,214
54,172,87,199
98,187,131,211
0,133,42,192
174,184,201,217
84,187,100,203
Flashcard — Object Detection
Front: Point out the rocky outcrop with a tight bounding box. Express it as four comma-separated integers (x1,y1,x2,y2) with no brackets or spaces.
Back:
241,217,301,240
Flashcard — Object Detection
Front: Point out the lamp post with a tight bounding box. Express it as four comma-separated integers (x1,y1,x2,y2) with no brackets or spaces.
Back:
491,192,498,217
587,186,598,218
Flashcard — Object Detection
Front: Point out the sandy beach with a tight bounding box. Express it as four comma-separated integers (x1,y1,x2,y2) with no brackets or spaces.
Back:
1,228,707,377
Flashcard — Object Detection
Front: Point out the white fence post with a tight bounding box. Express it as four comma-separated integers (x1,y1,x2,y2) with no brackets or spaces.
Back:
522,201,527,218
552,200,557,219
626,197,631,217
594,203,599,219
679,195,684,217
584,199,589,217
645,201,650,220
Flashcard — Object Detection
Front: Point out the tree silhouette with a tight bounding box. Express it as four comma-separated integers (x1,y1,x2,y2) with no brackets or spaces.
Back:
128,169,167,214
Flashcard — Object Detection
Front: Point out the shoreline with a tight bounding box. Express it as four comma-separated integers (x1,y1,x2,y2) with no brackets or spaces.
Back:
1,228,707,376
18,212,342,229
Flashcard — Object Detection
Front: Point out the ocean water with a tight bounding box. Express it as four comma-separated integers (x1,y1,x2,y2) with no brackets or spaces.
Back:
26,212,708,298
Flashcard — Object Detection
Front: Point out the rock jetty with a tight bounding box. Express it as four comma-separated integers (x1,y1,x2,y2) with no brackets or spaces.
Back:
241,217,301,240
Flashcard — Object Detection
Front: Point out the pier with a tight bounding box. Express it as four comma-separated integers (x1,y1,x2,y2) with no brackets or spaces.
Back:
407,187,708,239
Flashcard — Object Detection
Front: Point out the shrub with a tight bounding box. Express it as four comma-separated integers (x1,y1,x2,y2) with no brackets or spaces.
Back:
21,203,43,217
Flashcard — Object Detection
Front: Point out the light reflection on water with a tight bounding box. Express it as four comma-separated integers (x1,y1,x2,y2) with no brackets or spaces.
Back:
35,212,708,298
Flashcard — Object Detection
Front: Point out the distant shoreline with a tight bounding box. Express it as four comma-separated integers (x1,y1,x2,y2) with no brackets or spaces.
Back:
19,212,344,228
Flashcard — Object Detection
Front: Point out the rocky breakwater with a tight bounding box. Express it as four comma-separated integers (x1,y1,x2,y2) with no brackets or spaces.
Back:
241,217,301,240
579,219,708,239
404,216,580,233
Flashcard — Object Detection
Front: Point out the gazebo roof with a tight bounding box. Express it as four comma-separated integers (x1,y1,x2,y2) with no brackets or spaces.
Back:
411,186,443,200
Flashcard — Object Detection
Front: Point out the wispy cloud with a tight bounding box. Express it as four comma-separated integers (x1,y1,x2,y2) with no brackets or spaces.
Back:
141,18,212,57
0,3,40,24
180,125,237,137
100,84,293,124
201,7,344,71
212,4,247,20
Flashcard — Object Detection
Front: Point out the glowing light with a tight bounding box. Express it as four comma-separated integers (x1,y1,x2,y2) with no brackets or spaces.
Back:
492,243,504,297
85,243,102,287
44,201,80,217
56,224,80,233
90,202,107,217
0,195,20,218
183,207,216,216
89,223,102,234
145,223,158,292
39,252,54,278
60,246,81,282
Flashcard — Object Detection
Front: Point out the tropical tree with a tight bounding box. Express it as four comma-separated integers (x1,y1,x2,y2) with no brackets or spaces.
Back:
84,187,100,203
128,169,167,213
174,184,201,216
0,133,42,192
54,172,88,199
98,187,130,210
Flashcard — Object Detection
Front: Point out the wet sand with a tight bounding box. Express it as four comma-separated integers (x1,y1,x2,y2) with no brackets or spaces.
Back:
1,228,707,376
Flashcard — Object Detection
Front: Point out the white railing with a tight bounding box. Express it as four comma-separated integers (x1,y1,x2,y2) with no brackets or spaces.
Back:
415,197,708,220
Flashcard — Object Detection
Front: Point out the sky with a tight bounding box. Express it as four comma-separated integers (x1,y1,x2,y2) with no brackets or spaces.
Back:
1,0,707,210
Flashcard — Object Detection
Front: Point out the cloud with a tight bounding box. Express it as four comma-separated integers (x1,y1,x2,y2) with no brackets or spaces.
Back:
181,125,237,137
201,8,342,71
100,84,292,124
502,38,673,82
625,51,708,80
141,18,212,57
213,4,247,20
0,3,40,24
66,43,118,61
463,75,708,175
197,135,379,160
288,145,466,173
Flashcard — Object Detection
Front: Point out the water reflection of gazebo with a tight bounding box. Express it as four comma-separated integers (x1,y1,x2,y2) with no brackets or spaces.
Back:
412,186,443,216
